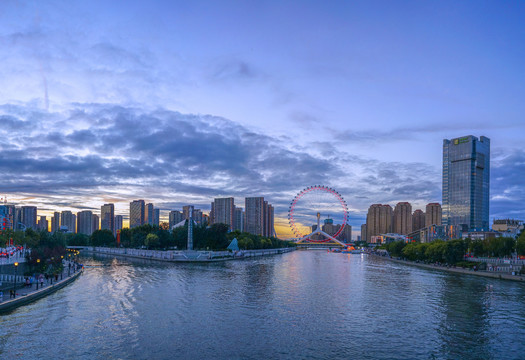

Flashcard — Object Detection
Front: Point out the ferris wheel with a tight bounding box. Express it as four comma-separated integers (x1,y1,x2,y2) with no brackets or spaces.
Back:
288,185,349,244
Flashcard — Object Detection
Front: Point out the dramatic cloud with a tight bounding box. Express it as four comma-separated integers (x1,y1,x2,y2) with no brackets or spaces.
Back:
0,102,473,234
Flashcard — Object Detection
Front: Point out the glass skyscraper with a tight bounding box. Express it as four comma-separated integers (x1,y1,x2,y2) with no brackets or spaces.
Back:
442,135,490,231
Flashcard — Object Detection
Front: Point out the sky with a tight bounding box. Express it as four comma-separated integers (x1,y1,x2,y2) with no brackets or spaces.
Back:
0,0,524,237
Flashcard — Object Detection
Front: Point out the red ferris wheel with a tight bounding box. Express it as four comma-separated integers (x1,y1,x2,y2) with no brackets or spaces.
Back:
288,185,349,244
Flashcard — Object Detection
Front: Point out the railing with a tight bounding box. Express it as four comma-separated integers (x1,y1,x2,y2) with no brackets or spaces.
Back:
0,251,28,266
89,247,295,261
466,257,525,265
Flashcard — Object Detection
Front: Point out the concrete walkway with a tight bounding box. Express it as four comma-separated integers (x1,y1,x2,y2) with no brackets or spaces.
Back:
0,265,83,313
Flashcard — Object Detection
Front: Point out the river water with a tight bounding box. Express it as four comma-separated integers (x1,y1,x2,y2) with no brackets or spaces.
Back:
1,250,524,359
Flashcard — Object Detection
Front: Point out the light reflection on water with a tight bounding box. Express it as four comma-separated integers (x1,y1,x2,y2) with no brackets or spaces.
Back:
1,251,524,359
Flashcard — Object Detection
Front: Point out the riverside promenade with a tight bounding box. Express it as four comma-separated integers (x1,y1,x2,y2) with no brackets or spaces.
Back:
371,253,525,282
0,265,83,313
85,246,296,262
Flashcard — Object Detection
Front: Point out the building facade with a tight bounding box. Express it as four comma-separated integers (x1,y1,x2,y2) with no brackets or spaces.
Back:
51,212,60,232
130,200,145,228
393,202,412,235
212,197,235,230
21,206,37,229
365,204,393,242
115,215,123,233
77,210,94,235
425,203,442,227
442,135,490,230
61,211,76,233
412,209,426,232
101,203,115,235
169,210,184,229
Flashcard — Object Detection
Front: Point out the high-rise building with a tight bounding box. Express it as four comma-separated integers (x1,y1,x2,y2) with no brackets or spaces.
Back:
169,210,184,228
365,204,393,242
93,214,99,232
77,211,94,235
115,215,123,232
234,207,244,232
145,203,154,225
153,208,160,226
2,204,15,230
265,202,274,237
130,200,145,228
393,202,412,235
412,209,426,232
101,203,115,234
51,212,60,232
21,206,37,229
245,197,265,236
37,216,48,231
61,211,76,232
425,203,442,227
443,135,490,231
212,197,235,230
361,224,367,243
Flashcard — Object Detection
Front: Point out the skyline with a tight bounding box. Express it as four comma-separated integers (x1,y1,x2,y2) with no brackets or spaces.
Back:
1,1,524,237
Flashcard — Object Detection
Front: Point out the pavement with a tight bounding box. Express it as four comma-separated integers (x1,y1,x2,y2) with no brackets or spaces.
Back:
0,264,82,303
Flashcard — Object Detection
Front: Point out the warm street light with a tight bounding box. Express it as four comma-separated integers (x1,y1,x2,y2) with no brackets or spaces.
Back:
36,259,41,289
13,262,19,299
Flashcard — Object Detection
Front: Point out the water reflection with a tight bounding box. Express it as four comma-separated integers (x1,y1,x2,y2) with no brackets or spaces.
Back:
0,252,524,359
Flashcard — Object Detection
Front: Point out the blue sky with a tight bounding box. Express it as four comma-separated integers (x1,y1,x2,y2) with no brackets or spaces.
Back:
1,1,524,236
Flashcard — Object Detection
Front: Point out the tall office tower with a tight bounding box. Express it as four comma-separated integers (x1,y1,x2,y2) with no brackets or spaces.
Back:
101,203,115,234
93,214,100,232
412,209,426,231
361,224,367,243
61,211,76,232
14,207,22,230
37,216,48,231
245,197,265,236
115,215,123,232
51,212,60,232
264,202,275,237
169,210,184,228
212,197,235,230
234,207,244,232
425,203,442,227
2,204,15,230
365,204,393,242
153,208,160,226
443,135,490,231
21,206,37,229
341,224,352,242
130,200,145,228
208,202,214,224
77,211,94,235
393,202,412,235
191,209,204,225
145,203,154,225
0,207,7,231
182,205,192,220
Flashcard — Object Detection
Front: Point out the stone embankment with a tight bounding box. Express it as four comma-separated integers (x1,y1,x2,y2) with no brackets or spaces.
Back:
372,254,525,282
85,246,296,262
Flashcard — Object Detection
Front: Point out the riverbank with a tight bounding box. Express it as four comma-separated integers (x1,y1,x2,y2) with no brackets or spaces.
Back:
84,246,296,263
371,254,525,282
0,268,83,313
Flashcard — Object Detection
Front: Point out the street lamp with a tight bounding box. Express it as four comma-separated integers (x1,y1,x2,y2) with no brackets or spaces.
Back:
36,259,40,289
60,256,64,279
13,262,18,299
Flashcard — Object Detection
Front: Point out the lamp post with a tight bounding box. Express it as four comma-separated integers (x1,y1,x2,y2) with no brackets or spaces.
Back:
50,257,54,284
36,259,40,289
13,262,18,299
60,256,64,279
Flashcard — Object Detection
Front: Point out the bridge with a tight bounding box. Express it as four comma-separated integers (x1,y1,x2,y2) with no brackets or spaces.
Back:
293,212,347,248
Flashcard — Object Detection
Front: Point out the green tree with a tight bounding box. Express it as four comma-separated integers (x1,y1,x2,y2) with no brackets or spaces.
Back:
145,233,160,248
91,229,115,247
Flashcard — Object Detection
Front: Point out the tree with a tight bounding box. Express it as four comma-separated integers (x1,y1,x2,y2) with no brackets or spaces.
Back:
91,229,115,247
517,232,525,256
145,233,160,248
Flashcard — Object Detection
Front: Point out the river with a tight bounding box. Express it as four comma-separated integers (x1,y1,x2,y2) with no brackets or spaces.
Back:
1,250,524,359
